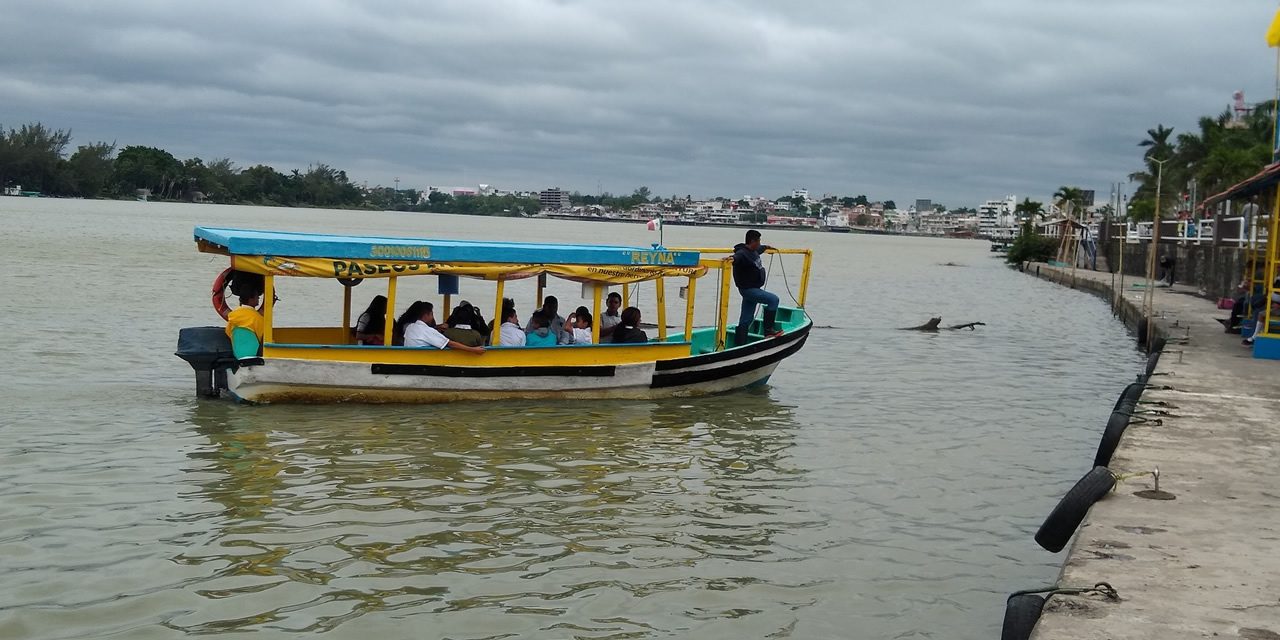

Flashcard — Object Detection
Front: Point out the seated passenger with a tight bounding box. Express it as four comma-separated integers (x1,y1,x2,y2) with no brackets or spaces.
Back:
354,294,387,345
525,311,557,347
225,293,265,341
565,309,593,345
599,291,623,339
441,303,485,347
402,301,485,353
610,307,649,344
526,296,566,344
499,300,526,346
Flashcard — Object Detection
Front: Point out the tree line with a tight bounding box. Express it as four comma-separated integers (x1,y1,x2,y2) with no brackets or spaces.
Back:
0,122,377,207
1129,100,1276,219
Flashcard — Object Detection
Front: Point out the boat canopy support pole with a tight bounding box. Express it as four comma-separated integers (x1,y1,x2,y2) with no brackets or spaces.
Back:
536,273,546,309
622,283,630,308
655,278,668,341
684,276,697,343
342,283,352,344
384,276,398,344
591,283,602,344
716,257,731,351
263,275,275,344
492,279,505,346
798,250,813,307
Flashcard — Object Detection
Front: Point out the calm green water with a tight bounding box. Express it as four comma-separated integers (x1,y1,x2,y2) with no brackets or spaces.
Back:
0,199,1144,639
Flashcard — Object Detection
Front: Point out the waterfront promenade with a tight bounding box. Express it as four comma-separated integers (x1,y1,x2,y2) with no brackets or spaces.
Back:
1026,263,1280,639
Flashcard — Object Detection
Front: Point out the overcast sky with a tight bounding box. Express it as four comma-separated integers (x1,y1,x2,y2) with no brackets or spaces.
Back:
3,0,1276,205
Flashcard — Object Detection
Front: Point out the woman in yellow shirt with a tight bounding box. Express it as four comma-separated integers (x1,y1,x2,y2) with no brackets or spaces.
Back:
225,294,264,341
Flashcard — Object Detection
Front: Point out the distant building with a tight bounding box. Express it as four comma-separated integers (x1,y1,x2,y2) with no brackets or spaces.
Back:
915,199,932,214
791,188,809,201
978,195,1018,239
539,187,571,210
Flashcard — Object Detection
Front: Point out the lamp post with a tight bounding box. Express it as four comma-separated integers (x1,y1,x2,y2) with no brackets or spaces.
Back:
1144,157,1169,350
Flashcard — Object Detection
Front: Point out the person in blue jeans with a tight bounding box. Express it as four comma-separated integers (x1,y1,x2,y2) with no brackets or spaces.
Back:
733,229,782,346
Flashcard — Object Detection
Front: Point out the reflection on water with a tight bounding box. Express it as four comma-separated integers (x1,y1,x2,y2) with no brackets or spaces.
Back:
175,392,814,637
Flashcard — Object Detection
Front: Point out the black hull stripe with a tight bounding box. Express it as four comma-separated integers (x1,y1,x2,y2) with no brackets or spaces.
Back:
372,363,616,377
650,333,808,388
653,323,811,371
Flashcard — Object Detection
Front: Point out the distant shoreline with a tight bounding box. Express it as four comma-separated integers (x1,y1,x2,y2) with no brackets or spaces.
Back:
3,194,978,240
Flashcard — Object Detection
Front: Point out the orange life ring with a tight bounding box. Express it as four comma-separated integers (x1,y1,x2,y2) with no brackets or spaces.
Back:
212,267,233,320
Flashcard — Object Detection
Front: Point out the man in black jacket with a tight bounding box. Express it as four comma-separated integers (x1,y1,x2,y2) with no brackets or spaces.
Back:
732,229,782,346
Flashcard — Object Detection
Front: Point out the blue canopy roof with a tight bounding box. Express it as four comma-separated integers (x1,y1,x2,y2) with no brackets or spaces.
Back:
194,226,700,267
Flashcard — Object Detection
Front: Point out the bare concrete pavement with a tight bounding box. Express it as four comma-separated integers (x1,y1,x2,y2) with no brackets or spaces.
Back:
1022,263,1280,639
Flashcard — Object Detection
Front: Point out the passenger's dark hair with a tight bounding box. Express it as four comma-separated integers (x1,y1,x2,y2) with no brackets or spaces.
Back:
359,295,387,324
746,229,761,244
238,294,259,306
447,304,474,328
620,306,641,327
396,300,432,332
502,297,517,321
607,291,622,302
576,310,592,328
543,295,558,311
530,311,549,329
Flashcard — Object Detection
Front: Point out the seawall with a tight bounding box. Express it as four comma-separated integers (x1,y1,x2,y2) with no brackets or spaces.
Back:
1020,263,1280,639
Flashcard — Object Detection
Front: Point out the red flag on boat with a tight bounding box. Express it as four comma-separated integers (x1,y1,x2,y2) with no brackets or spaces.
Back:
647,218,662,231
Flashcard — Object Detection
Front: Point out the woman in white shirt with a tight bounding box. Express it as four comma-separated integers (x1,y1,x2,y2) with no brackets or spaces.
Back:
400,301,485,353
498,301,526,346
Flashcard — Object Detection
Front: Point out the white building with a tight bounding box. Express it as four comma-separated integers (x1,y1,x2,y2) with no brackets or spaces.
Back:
978,195,1018,239
791,188,809,201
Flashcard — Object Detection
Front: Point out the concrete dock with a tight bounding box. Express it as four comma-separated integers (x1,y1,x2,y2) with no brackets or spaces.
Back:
1024,263,1280,639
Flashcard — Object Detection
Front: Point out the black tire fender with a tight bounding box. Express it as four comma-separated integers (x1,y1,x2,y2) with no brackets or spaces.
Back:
1093,411,1131,467
1112,382,1144,412
1002,594,1046,640
1035,466,1116,552
1144,350,1161,377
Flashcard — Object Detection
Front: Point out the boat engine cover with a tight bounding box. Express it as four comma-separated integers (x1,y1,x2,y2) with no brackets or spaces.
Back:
176,326,234,370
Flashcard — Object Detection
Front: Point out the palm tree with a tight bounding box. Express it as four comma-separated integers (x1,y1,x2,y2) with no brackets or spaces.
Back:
1014,197,1043,221
1139,125,1174,160
1053,186,1086,220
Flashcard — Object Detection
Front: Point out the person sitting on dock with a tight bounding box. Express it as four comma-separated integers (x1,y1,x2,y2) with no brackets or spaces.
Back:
565,309,593,345
526,295,566,344
224,293,264,342
354,295,387,345
599,291,623,340
442,303,485,347
525,311,557,347
733,229,782,345
403,301,485,353
610,307,648,344
499,300,526,347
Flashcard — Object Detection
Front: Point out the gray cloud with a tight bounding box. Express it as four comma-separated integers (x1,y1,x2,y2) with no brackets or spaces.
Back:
1,0,1273,204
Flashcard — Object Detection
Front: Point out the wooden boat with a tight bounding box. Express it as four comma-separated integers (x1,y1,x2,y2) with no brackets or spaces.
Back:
176,227,814,403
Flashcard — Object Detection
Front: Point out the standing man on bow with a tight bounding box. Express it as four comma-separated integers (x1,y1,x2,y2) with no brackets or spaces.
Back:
733,229,783,346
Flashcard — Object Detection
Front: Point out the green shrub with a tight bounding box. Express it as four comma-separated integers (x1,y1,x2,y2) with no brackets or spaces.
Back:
1005,229,1059,264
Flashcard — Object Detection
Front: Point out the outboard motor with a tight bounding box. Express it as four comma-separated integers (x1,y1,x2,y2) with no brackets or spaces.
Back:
175,326,235,398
